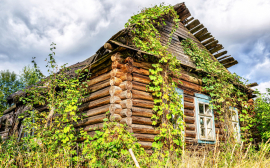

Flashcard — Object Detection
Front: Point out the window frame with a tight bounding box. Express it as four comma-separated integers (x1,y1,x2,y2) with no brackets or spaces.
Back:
174,88,184,128
229,107,241,142
195,93,216,144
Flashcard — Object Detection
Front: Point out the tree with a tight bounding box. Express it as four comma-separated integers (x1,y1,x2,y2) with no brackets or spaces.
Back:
254,88,270,141
20,65,42,87
0,70,23,115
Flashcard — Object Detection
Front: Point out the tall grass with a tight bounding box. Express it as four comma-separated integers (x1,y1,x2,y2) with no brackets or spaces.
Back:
1,137,270,168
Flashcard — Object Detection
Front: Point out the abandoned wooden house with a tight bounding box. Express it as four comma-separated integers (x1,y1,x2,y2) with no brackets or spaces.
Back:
0,2,256,150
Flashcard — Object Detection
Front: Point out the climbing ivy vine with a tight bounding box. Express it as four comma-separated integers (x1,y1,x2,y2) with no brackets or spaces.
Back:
181,38,253,142
125,3,185,154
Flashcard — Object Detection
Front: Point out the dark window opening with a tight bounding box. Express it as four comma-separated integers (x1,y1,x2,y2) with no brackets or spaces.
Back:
178,36,185,42
0,119,6,132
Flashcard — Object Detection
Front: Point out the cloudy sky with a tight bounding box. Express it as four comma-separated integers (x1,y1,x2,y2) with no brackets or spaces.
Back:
0,0,269,93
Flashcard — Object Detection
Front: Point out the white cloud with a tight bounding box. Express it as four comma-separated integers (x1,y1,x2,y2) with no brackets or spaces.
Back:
254,81,270,94
0,0,269,86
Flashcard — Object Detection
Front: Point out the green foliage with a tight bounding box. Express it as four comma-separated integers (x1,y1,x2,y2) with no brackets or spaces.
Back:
20,65,42,87
0,70,23,115
80,122,148,167
254,88,270,141
125,3,185,153
181,38,253,142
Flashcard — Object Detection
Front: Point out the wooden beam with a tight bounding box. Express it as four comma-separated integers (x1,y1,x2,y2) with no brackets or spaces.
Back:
202,37,215,46
198,33,212,41
194,28,208,38
224,60,238,68
219,57,235,64
217,55,231,61
205,40,219,50
190,24,204,34
184,17,194,25
186,19,200,30
209,44,223,54
246,82,258,88
214,51,227,58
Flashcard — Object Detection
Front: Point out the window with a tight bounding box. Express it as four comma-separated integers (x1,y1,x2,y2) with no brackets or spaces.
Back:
230,107,241,142
195,93,216,144
174,88,184,128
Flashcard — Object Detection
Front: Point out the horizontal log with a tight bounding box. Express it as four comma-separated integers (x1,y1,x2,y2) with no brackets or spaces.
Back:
185,131,196,138
133,73,151,84
79,96,110,112
87,72,111,87
82,86,122,103
185,124,196,131
184,109,194,117
120,109,132,117
89,66,112,80
119,81,132,90
132,116,153,125
86,79,110,93
132,124,159,134
79,96,121,112
133,133,155,142
110,114,122,122
132,66,149,76
132,89,153,101
120,117,132,126
184,96,194,103
132,81,152,92
133,99,154,109
179,72,202,85
138,141,152,149
81,104,110,117
76,114,107,127
133,62,153,70
132,107,153,118
120,99,133,109
84,123,104,131
184,102,195,110
174,78,202,92
119,90,132,99
184,116,195,124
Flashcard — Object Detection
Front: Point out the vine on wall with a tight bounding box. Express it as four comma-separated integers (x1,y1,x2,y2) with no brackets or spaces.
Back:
181,38,253,142
125,3,185,154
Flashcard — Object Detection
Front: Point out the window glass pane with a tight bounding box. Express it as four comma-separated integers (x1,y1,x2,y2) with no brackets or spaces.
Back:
200,117,205,137
207,128,212,139
205,104,211,115
199,103,204,114
206,118,212,128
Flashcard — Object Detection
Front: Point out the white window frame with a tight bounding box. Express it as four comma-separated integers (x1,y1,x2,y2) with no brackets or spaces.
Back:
230,107,241,142
195,93,216,144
